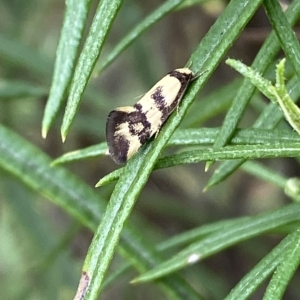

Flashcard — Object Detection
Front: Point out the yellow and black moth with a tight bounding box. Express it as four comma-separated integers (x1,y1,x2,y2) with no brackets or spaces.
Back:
106,68,196,164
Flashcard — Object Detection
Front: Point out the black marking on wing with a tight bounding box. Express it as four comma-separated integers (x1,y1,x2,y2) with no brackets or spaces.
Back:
150,86,171,125
157,70,194,124
106,108,152,163
128,107,152,144
151,86,166,111
168,70,193,85
106,110,130,164
149,86,169,125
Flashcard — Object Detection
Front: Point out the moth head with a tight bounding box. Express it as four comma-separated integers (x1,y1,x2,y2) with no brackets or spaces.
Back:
173,68,194,77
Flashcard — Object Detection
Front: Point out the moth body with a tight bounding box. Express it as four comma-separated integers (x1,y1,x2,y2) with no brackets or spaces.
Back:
106,68,195,164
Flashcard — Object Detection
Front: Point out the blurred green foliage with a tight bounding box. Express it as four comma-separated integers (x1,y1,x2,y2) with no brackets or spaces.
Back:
1,0,300,299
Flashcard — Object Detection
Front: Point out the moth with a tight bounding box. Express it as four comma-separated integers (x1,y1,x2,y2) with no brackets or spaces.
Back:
106,67,196,164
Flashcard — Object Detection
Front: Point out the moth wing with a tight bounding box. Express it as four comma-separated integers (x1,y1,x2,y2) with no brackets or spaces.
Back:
106,106,143,164
136,77,183,133
158,78,182,106
144,77,181,104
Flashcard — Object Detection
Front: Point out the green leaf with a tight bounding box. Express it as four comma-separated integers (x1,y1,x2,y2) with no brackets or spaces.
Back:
169,128,300,147
285,178,300,202
42,0,92,138
206,72,300,189
263,228,300,300
77,1,268,298
0,124,104,229
155,143,300,170
271,59,300,134
224,229,300,300
98,141,300,186
132,203,300,283
227,58,300,135
208,0,300,171
53,127,300,166
0,79,47,99
182,78,241,127
241,161,287,189
97,0,187,73
158,216,251,251
51,142,108,165
264,0,300,81
226,58,275,101
61,0,123,141
0,124,201,300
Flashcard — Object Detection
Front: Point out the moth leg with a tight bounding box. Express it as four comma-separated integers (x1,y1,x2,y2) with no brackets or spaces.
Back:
193,69,208,81
155,125,162,138
155,129,160,138
186,61,193,68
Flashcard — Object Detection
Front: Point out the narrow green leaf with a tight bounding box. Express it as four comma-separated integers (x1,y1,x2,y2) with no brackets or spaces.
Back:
0,124,104,229
210,0,300,157
285,178,300,202
263,228,300,300
241,161,287,189
177,0,211,10
227,58,300,135
158,216,251,251
206,57,300,189
77,0,263,298
224,230,298,300
182,78,241,128
97,0,187,73
53,128,300,166
226,58,275,101
264,0,300,81
51,142,108,165
132,203,300,283
97,132,300,187
206,73,300,189
155,143,300,170
275,58,286,91
0,79,47,99
117,226,205,300
0,124,201,300
61,0,123,141
271,59,300,134
206,0,300,186
42,0,92,138
188,0,263,69
96,168,122,187
170,128,300,146
0,34,52,77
